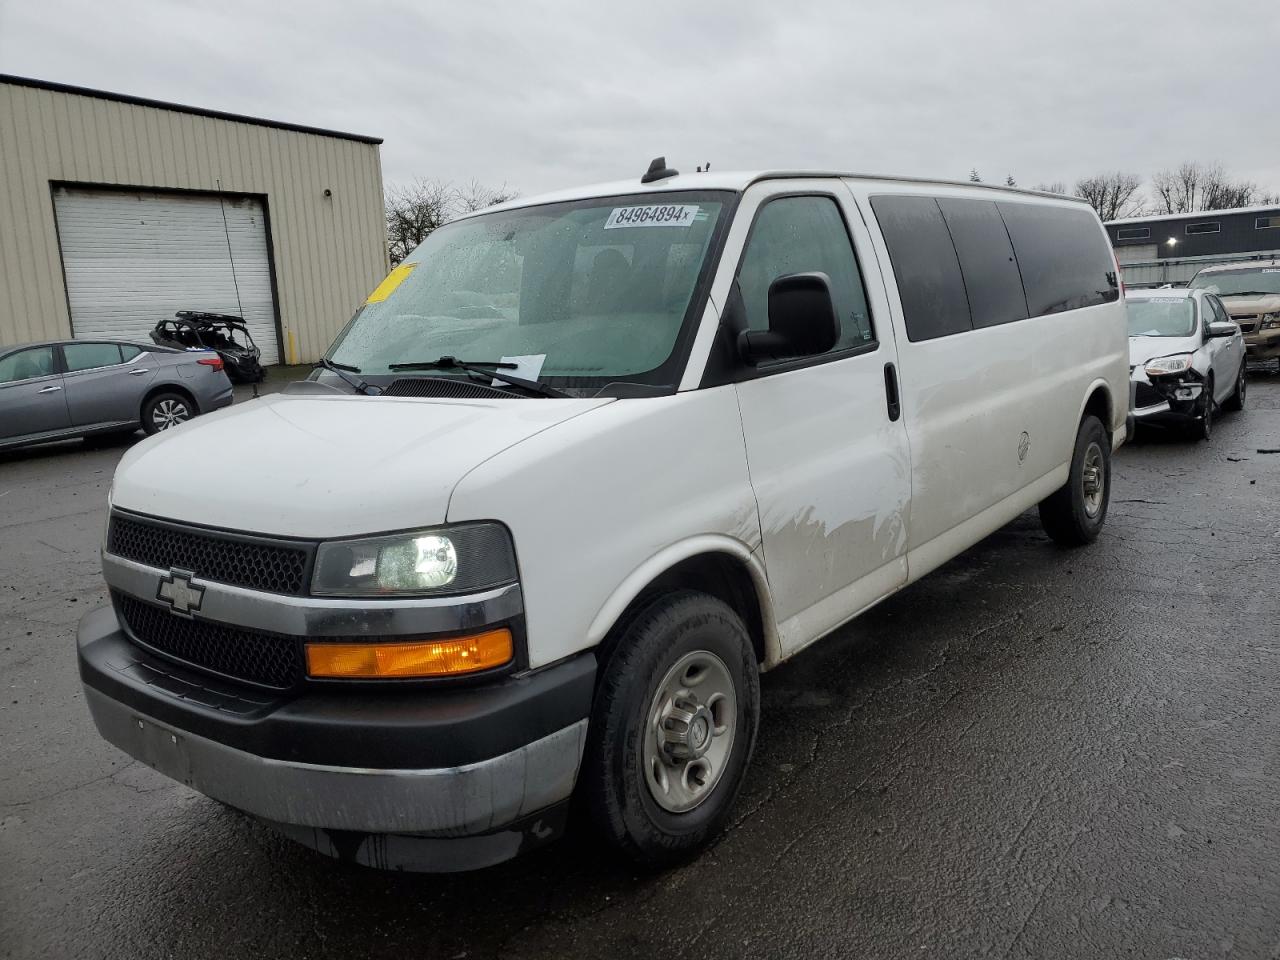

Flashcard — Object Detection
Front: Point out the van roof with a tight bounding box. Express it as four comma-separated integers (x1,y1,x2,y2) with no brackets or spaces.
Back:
475,169,1090,218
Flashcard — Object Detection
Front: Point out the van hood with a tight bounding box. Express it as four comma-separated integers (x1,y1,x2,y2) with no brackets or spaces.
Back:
112,393,613,538
1218,293,1280,316
1129,334,1199,368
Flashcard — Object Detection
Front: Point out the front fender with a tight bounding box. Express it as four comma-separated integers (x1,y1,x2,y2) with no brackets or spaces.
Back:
585,535,782,668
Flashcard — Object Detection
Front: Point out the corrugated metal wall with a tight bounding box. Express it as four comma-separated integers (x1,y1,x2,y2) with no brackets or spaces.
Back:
0,80,388,362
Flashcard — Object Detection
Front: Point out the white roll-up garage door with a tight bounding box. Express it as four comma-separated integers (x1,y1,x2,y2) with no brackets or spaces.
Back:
53,187,280,364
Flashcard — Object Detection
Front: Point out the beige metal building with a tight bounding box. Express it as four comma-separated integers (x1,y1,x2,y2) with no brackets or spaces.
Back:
0,75,389,364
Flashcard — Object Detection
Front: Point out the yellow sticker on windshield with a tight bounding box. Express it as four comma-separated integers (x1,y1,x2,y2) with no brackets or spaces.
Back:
365,263,417,304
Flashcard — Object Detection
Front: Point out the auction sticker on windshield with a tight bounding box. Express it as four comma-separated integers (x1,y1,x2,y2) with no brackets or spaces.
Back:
605,205,700,229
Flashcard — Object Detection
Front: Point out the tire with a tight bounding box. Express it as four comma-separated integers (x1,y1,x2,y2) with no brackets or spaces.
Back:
142,391,195,435
1039,415,1111,547
1222,360,1246,413
583,590,760,867
1187,377,1214,441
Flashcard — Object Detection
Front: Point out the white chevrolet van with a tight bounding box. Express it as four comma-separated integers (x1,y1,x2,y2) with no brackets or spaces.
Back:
78,162,1129,871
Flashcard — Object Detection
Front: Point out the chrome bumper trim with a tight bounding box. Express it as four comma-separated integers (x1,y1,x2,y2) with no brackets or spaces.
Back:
101,553,522,637
85,686,587,835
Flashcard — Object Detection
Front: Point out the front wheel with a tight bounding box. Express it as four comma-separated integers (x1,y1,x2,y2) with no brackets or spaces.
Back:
1222,361,1246,413
583,591,760,867
1187,377,1214,441
1039,415,1111,546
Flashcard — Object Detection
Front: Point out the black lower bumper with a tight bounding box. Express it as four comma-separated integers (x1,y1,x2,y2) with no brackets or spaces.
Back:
77,604,595,770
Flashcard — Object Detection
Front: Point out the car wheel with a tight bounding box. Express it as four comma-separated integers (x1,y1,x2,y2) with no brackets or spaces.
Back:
583,590,760,867
1222,361,1246,412
1188,378,1214,440
142,392,194,435
1038,415,1110,547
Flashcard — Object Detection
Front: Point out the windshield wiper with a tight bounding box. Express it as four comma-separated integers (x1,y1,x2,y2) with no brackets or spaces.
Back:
314,358,379,396
388,356,569,399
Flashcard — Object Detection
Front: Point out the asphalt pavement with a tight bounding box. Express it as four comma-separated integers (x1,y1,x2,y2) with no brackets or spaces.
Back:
2,374,1279,959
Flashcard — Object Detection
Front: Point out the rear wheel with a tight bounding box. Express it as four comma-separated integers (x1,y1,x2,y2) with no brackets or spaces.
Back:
1222,361,1246,412
142,392,194,434
1039,415,1110,546
583,591,759,867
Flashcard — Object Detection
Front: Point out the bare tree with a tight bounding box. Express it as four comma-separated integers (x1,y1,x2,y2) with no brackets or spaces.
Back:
385,178,521,265
969,168,982,183
1005,174,1017,187
453,180,519,215
1073,172,1144,221
385,178,452,265
1151,162,1263,214
1032,182,1068,195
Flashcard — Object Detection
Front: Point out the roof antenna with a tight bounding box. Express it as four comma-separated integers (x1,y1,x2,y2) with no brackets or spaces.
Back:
216,178,258,398
641,156,679,184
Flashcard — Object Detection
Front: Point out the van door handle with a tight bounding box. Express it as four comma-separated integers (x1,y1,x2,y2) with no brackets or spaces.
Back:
883,362,901,422
38,384,63,394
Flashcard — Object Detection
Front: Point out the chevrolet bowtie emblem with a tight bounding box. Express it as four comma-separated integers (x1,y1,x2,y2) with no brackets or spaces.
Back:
157,569,205,617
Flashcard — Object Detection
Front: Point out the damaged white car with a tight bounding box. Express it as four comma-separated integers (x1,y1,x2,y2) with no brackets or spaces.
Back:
1127,288,1246,440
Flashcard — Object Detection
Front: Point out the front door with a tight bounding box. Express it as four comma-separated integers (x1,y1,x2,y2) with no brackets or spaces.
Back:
0,346,69,441
729,185,911,656
1203,296,1240,403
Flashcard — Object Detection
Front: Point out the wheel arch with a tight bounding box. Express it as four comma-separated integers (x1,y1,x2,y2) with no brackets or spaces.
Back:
141,382,200,419
587,536,779,669
1078,379,1114,439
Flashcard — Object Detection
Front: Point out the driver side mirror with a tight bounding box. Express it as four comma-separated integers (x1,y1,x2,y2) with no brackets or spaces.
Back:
1207,321,1237,338
737,272,840,365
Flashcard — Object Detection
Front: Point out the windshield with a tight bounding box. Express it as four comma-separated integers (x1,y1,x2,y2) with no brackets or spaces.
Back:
1188,266,1280,297
1126,297,1196,337
329,191,733,394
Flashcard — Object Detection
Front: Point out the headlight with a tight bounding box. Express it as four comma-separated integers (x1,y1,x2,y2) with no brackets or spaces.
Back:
1261,313,1280,330
1145,354,1194,377
312,522,518,597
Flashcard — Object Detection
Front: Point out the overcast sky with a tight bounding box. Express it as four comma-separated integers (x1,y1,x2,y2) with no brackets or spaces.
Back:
3,0,1278,200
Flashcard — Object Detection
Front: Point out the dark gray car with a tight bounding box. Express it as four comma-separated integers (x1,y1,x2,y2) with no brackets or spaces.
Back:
0,340,234,451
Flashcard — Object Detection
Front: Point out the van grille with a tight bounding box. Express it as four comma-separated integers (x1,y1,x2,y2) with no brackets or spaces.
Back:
113,591,302,690
107,513,312,595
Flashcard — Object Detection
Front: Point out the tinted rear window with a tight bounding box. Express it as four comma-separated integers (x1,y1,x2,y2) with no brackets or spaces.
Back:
937,198,1029,329
870,195,972,342
997,202,1117,316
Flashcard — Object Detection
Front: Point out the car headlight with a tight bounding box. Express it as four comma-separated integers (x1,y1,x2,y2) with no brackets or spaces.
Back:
311,522,518,597
1145,354,1194,377
1261,313,1280,330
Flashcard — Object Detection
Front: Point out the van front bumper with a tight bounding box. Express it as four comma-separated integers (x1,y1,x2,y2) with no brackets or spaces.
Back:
77,604,595,869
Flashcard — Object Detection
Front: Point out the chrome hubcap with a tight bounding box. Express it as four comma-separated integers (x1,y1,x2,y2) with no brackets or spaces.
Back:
1081,442,1105,518
643,650,736,813
153,399,190,431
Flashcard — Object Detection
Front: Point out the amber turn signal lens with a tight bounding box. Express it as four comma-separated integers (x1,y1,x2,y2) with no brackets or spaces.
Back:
306,629,513,679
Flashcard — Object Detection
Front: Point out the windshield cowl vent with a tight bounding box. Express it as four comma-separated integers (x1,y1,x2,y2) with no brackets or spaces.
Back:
382,377,518,400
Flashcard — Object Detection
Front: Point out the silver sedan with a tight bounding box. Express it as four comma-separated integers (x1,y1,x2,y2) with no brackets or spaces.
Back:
1127,288,1247,441
0,340,233,452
